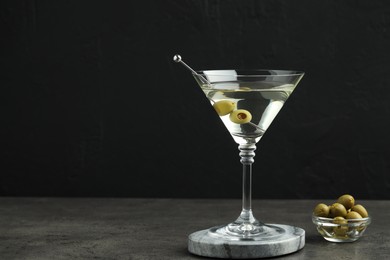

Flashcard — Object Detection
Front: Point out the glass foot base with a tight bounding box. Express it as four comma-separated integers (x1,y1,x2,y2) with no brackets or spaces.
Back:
188,224,305,259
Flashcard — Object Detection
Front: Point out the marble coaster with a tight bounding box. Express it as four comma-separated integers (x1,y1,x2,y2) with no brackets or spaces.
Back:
188,224,305,259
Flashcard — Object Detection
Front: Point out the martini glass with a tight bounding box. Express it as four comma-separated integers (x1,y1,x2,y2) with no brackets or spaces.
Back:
174,56,305,258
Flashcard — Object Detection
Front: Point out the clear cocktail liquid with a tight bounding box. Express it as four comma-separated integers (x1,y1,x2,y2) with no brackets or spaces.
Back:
201,82,295,145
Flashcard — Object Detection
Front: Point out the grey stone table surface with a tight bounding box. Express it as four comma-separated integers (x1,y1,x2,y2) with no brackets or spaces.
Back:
0,198,389,259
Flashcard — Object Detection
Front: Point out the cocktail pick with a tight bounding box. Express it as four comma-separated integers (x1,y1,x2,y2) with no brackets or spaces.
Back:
173,54,211,85
173,54,264,132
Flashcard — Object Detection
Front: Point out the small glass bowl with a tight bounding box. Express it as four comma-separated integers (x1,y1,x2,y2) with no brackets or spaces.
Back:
312,214,371,242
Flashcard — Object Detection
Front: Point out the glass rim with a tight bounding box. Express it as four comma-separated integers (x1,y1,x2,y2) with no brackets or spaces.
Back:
312,214,371,222
194,69,305,77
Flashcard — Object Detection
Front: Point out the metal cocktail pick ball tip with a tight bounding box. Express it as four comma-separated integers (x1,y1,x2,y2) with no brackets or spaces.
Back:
173,54,210,85
173,54,182,62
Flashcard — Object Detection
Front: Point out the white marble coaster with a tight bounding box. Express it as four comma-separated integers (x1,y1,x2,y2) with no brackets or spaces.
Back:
188,224,305,259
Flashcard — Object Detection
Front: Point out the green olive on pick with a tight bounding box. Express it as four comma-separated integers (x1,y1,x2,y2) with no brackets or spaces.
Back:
229,109,252,124
213,100,236,116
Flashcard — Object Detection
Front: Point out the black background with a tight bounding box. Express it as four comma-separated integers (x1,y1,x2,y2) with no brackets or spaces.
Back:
1,0,390,199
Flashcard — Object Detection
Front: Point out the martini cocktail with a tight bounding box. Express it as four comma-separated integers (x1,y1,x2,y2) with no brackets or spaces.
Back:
175,57,305,258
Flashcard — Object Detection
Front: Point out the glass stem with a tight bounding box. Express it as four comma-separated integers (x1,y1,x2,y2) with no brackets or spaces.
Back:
238,143,257,224
242,162,252,214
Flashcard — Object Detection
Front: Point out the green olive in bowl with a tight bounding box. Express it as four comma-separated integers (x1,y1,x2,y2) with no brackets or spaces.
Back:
337,194,355,210
329,203,347,218
313,203,330,217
